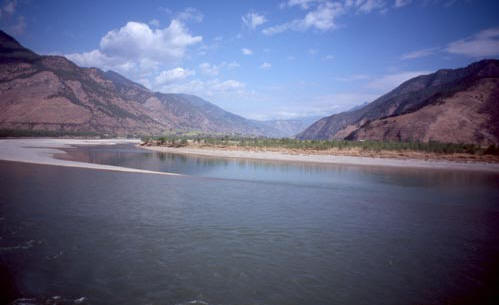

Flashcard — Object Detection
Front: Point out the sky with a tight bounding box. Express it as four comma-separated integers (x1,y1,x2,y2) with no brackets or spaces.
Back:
1,0,499,120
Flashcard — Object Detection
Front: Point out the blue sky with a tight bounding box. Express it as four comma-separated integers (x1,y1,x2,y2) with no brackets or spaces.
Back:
1,0,499,120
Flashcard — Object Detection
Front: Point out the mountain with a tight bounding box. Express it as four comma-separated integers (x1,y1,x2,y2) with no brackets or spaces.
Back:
262,116,321,137
0,30,278,137
297,59,499,145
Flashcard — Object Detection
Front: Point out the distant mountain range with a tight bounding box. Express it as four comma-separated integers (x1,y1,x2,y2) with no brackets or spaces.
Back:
298,59,499,145
3,30,498,144
261,116,321,138
0,30,292,137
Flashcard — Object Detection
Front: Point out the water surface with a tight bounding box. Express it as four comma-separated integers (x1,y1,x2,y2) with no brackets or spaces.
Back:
1,144,499,305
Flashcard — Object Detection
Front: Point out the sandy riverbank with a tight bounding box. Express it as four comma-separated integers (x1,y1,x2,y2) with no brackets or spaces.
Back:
142,145,499,172
0,138,179,175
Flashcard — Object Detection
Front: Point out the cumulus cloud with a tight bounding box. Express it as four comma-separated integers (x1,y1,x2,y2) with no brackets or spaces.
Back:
260,62,272,69
242,12,267,29
366,71,430,91
446,27,499,57
155,67,195,85
66,20,202,75
241,48,253,55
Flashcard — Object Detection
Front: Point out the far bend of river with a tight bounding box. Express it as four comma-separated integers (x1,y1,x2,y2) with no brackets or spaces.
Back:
1,144,499,305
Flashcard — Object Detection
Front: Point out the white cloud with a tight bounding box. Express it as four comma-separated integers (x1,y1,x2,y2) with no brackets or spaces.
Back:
263,1,344,35
177,7,203,23
66,20,202,75
260,62,272,69
199,62,219,76
446,27,499,57
394,0,412,8
401,47,439,60
324,54,334,60
99,20,202,61
158,78,247,99
197,61,240,76
287,55,296,60
308,48,318,55
356,0,386,13
241,48,253,55
286,0,320,9
366,71,429,91
242,12,267,29
155,67,195,85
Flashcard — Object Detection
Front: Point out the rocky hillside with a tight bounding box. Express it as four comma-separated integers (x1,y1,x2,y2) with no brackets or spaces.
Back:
0,31,278,137
297,59,499,145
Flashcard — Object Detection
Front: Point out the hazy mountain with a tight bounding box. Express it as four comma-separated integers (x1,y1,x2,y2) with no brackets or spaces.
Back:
297,59,499,145
0,31,278,137
261,116,321,137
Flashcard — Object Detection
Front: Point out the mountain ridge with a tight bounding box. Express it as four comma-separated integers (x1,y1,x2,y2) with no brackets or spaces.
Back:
297,59,499,145
0,30,283,137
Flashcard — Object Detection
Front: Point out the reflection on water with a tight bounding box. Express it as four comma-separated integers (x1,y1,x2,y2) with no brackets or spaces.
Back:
1,144,499,305
58,144,499,191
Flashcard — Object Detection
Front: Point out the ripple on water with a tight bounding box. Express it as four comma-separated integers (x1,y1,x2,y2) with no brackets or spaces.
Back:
9,296,86,305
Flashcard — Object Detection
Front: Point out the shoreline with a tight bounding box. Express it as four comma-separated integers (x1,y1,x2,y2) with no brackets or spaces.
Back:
141,145,499,173
0,138,180,176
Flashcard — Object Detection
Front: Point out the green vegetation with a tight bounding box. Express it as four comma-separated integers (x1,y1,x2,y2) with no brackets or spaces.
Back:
142,135,499,156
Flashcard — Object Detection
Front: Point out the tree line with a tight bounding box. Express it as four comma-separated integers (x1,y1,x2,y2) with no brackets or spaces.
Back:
142,135,499,156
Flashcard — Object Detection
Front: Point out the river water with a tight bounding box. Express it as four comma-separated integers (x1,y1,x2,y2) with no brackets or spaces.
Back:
1,144,498,305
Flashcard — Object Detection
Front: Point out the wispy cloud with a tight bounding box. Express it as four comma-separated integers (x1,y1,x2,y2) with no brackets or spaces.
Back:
241,48,253,55
446,27,499,57
148,19,160,27
394,0,412,8
335,74,370,81
155,67,195,85
199,62,219,76
401,47,439,60
260,62,272,70
355,0,387,13
158,78,247,101
242,12,267,29
263,1,344,35
366,71,430,91
177,7,203,23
